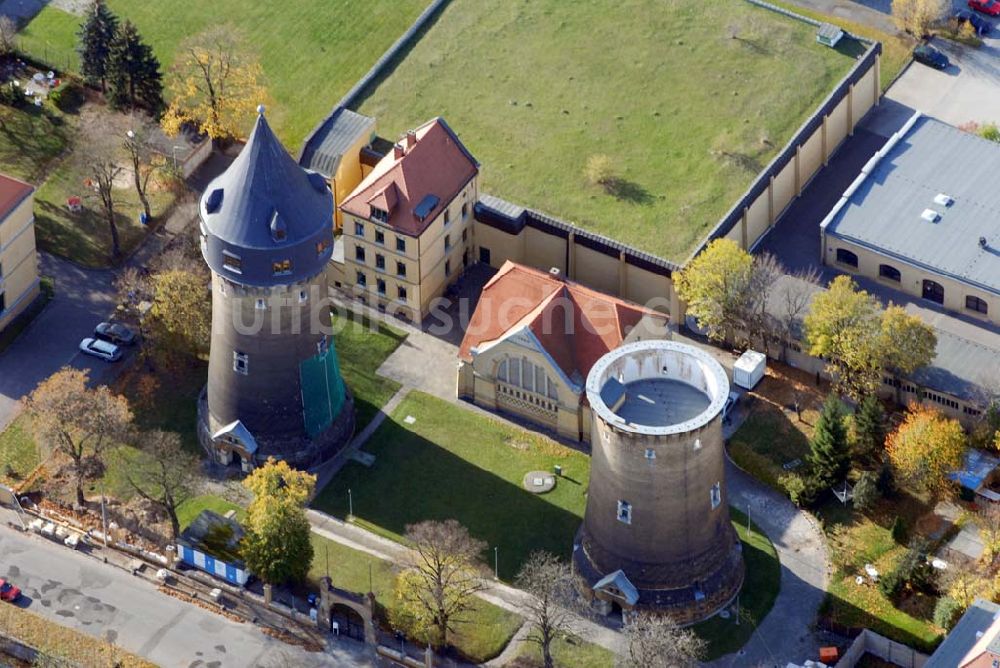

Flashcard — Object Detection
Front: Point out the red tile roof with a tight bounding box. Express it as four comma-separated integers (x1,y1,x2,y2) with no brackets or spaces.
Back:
0,173,34,222
340,118,478,237
459,261,668,383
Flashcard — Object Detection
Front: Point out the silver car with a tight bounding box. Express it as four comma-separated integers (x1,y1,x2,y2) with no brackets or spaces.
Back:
79,337,123,362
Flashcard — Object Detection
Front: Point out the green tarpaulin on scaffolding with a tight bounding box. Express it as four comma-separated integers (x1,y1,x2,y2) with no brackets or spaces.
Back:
300,342,346,438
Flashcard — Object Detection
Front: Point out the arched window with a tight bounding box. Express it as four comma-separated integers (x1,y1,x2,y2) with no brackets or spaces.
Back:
879,264,901,282
922,279,945,305
836,248,859,268
966,295,989,315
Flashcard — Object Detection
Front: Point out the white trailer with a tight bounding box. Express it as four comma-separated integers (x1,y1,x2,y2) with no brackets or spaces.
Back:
733,350,766,390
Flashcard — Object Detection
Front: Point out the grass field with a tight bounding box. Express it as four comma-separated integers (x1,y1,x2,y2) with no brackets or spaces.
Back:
0,415,40,486
309,532,522,663
176,494,246,530
0,105,70,183
17,0,432,147
312,391,590,580
356,0,859,261
330,307,406,431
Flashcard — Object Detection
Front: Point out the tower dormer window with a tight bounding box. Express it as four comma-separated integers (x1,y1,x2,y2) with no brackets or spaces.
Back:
316,239,330,257
270,211,287,242
222,251,242,274
371,207,388,224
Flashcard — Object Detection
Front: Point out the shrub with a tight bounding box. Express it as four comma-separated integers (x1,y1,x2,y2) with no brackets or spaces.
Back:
0,82,25,108
877,464,897,498
891,516,908,544
980,123,1000,143
48,80,85,113
584,154,615,187
853,471,880,512
934,596,963,631
879,538,929,600
779,471,816,507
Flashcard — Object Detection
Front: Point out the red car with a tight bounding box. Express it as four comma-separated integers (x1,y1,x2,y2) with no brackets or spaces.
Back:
0,578,21,603
969,0,1000,16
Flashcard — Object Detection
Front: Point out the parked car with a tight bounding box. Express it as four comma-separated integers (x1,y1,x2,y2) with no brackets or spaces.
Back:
95,322,137,346
913,44,950,70
969,0,1000,16
79,337,123,362
0,578,21,603
955,9,992,33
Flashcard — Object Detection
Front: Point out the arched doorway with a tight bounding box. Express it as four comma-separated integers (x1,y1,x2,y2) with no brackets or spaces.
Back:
331,603,366,641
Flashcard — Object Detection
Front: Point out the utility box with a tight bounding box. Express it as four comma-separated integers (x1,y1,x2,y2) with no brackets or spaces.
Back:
733,350,766,390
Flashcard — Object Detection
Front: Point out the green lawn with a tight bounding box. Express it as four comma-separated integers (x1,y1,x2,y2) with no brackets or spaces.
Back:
176,494,246,530
694,509,781,659
516,633,616,668
312,391,590,580
330,307,406,432
309,532,522,663
17,0,432,147
355,0,858,261
728,401,816,490
0,105,70,183
0,415,40,487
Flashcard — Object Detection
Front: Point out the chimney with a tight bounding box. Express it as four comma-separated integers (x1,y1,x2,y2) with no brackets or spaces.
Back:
393,143,405,160
549,267,562,280
981,236,989,249
405,129,417,149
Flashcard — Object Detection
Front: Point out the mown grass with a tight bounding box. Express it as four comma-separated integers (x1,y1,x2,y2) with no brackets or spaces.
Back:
0,415,40,487
176,494,246,530
308,532,522,664
330,307,406,432
313,390,590,580
17,0,432,147
356,0,857,261
0,603,155,668
728,400,817,490
0,104,70,183
516,633,616,668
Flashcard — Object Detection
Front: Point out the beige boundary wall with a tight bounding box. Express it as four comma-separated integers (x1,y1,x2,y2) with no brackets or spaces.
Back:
835,629,929,668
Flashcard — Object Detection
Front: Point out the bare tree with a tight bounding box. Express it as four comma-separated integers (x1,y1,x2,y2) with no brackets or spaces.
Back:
0,17,16,57
116,430,198,541
25,368,133,507
394,520,488,648
515,551,587,668
123,119,160,221
78,113,127,260
768,266,821,361
740,252,785,353
617,612,706,668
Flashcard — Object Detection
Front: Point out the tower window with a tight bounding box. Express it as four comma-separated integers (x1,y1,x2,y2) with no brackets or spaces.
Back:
255,298,267,310
617,500,632,525
233,351,249,375
222,251,242,274
298,290,308,304
317,336,328,355
272,259,292,276
710,482,721,509
645,448,656,461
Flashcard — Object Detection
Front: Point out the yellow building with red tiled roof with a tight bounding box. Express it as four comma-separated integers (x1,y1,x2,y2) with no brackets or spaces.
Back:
0,173,39,334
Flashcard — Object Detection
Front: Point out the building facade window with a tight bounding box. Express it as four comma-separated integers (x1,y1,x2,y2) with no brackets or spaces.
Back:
396,237,406,253
922,279,945,304
966,295,989,315
462,228,468,242
371,207,388,224
398,286,407,303
879,264,901,282
444,234,451,252
445,260,451,277
376,254,386,271
462,202,469,220
396,261,407,278
233,351,248,375
710,482,721,509
354,221,364,237
272,259,292,276
355,246,366,263
356,271,367,287
377,278,386,296
617,500,632,525
836,248,859,268
375,230,385,245
444,209,451,226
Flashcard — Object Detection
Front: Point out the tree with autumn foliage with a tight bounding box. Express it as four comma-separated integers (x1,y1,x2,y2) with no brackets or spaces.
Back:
240,458,315,585
145,268,210,362
25,368,132,507
675,239,754,343
161,26,267,142
886,405,966,497
804,276,936,401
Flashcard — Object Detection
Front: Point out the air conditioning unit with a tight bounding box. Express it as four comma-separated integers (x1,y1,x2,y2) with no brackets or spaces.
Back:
934,193,954,207
921,209,940,223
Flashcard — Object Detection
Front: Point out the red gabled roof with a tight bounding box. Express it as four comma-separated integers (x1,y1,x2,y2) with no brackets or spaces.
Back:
340,118,478,237
459,262,667,383
0,173,34,221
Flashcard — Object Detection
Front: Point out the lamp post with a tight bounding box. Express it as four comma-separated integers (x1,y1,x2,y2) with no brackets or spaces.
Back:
348,488,353,521
494,546,499,580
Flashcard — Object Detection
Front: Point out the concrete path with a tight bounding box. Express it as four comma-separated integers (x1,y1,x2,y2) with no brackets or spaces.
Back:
0,520,372,667
783,0,899,33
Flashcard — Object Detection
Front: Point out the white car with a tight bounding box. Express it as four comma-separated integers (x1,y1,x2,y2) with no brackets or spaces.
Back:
79,337,123,362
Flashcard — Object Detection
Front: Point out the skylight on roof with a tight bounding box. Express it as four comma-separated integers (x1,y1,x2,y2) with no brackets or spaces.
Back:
921,209,940,223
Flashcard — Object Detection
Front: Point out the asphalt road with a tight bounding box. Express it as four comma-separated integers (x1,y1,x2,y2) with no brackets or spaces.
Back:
0,253,119,432
0,523,372,667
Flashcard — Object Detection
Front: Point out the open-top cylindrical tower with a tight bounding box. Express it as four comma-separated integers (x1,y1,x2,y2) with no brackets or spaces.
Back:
576,340,744,624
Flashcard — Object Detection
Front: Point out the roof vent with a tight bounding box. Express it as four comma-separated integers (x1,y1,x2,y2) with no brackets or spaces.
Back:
981,236,989,249
934,193,954,207
921,209,940,223
549,267,562,279
205,188,224,214
270,210,287,243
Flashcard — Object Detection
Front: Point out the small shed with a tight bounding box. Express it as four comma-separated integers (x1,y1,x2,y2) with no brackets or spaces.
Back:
948,448,1000,503
733,350,766,390
177,510,249,586
816,23,844,48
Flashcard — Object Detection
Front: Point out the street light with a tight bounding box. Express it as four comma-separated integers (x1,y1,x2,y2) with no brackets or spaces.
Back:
494,546,499,580
348,488,353,521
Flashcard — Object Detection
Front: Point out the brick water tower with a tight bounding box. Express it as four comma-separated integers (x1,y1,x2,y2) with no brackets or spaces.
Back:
575,340,744,624
197,106,354,471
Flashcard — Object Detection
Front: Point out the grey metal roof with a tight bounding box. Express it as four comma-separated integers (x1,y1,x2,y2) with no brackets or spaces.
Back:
298,107,375,178
926,598,1000,667
817,23,843,40
200,110,333,286
824,115,1000,298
